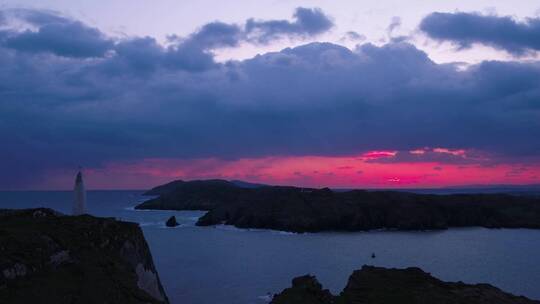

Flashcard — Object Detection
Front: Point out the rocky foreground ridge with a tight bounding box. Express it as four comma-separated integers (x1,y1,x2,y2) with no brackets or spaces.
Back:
271,265,539,304
136,179,540,233
0,208,168,304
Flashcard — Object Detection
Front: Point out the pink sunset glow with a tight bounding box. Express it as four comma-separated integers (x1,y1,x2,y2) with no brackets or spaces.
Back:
36,149,540,190
361,151,398,159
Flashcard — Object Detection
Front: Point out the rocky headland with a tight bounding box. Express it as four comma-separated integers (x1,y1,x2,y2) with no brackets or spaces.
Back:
0,208,168,304
136,179,540,233
271,265,539,304
139,179,245,210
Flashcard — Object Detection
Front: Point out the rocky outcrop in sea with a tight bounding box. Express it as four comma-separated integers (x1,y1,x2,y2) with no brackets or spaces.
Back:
165,216,179,227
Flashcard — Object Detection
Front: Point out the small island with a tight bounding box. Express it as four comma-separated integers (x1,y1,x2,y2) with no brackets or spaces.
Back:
271,265,539,304
136,179,540,233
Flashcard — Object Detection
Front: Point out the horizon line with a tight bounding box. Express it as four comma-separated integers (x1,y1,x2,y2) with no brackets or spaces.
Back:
2,182,540,192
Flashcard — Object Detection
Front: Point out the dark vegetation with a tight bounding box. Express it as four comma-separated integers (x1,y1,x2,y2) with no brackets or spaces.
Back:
136,179,540,233
0,208,168,304
271,265,539,304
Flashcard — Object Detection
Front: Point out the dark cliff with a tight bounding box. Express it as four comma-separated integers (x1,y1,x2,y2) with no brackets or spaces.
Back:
271,265,539,304
0,208,169,304
197,188,540,232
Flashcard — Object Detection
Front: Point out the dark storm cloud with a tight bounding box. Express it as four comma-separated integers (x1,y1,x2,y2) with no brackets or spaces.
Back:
0,9,540,188
185,22,243,48
0,9,113,58
161,21,244,71
245,7,334,43
10,8,69,25
106,36,218,73
111,7,334,72
178,7,333,47
110,37,165,72
0,7,332,65
420,12,540,55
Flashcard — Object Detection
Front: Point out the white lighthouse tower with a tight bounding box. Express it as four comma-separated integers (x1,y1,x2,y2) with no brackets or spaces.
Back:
73,170,87,215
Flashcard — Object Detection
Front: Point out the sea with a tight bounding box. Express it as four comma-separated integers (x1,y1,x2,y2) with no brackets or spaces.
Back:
1,190,539,304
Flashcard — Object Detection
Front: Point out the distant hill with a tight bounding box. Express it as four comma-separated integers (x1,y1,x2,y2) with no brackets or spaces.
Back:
229,180,267,189
136,179,540,233
143,180,186,196
138,179,246,210
398,184,540,196
143,179,267,196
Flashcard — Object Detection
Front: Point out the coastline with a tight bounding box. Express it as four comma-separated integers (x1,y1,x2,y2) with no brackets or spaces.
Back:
136,179,540,233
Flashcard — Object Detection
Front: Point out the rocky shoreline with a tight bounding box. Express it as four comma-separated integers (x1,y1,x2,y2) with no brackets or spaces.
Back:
2,206,538,303
0,208,169,304
271,265,539,304
136,179,540,233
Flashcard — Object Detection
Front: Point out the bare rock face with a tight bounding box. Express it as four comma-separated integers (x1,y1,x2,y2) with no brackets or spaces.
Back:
136,263,165,301
271,275,334,304
0,208,169,304
271,266,539,304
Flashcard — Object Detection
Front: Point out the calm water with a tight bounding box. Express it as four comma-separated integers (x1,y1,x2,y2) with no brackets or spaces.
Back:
1,190,539,304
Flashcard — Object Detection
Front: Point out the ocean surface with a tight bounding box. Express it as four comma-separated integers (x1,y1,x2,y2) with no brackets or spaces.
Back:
1,190,540,304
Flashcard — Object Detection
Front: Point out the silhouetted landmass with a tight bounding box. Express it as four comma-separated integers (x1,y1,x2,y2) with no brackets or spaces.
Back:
138,179,246,210
144,180,188,196
230,180,268,189
271,265,538,304
0,208,168,304
143,179,266,196
395,185,540,197
135,179,540,233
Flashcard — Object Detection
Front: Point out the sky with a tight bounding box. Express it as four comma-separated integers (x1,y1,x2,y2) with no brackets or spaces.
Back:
0,1,539,190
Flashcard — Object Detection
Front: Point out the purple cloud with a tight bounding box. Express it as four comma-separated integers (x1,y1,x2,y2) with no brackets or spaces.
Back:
246,7,333,43
0,9,540,188
420,12,540,55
